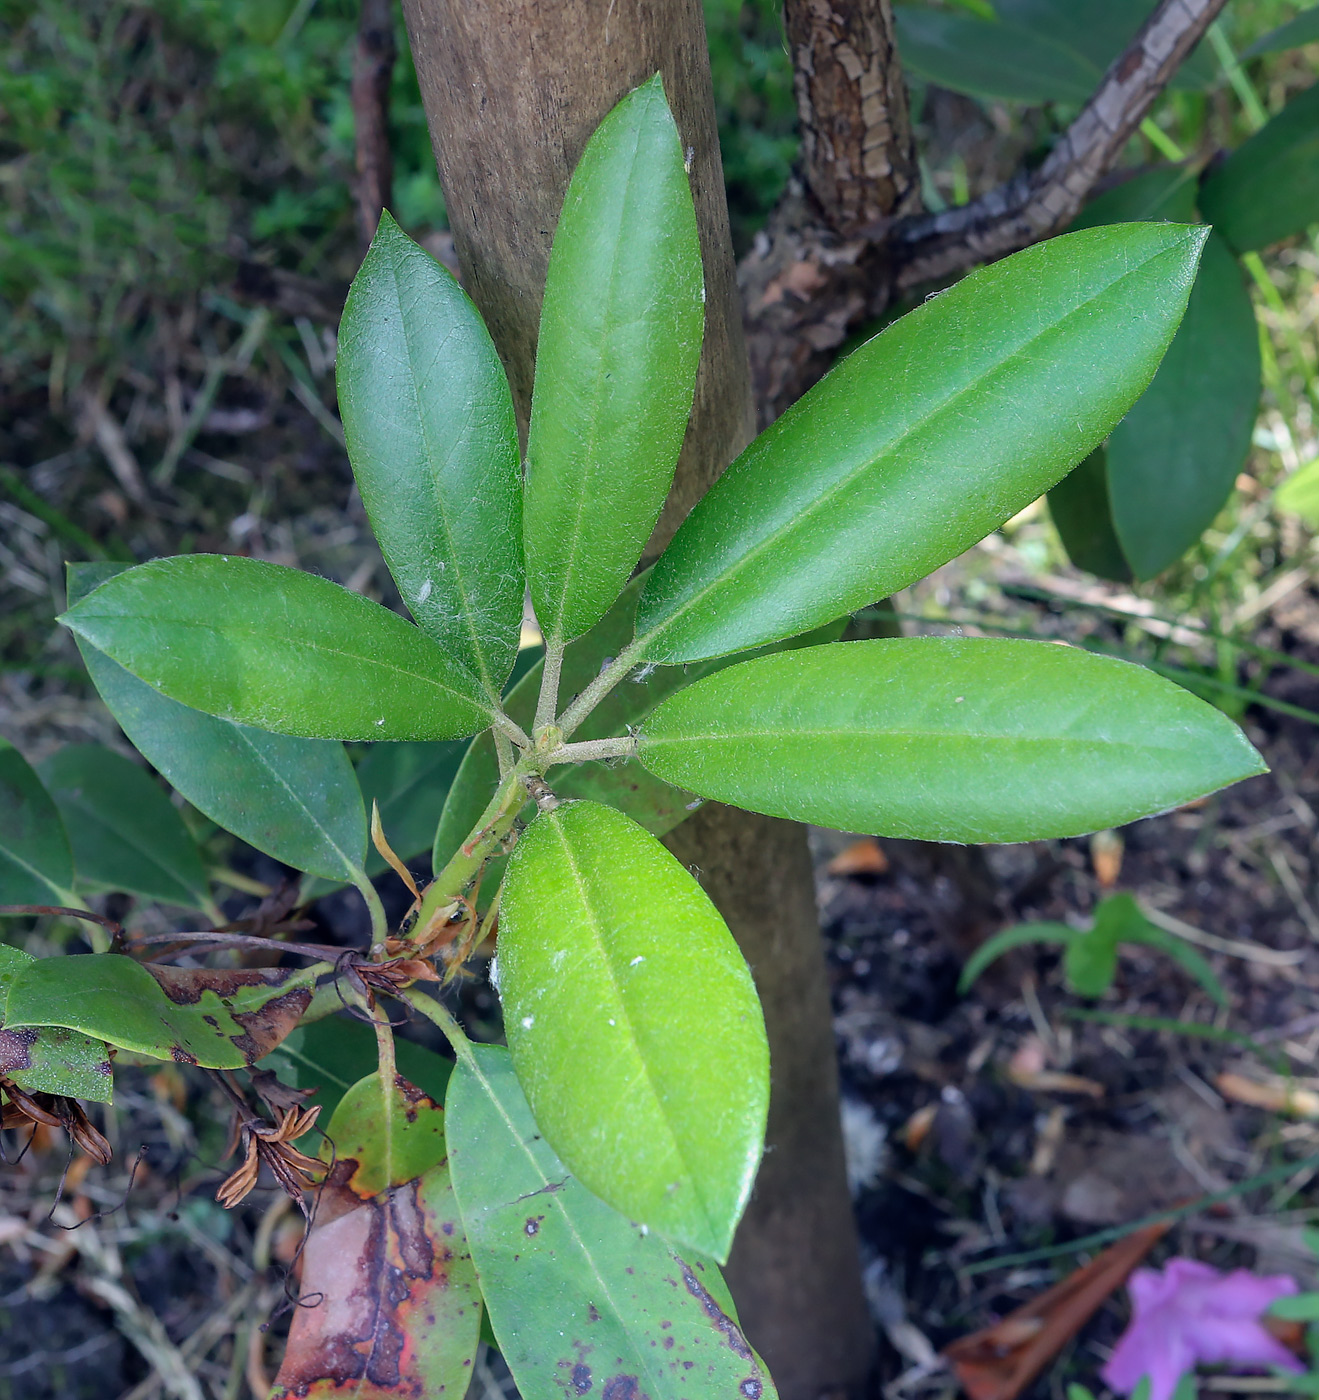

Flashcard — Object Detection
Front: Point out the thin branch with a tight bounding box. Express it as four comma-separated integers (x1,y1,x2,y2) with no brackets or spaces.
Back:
126,931,343,961
890,0,1229,289
0,905,121,934
547,735,637,765
352,0,397,247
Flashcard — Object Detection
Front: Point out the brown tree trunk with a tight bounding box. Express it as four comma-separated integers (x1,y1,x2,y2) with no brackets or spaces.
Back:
397,3,875,1396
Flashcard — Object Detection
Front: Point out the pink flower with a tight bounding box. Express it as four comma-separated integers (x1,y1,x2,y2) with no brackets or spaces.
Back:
1102,1258,1303,1400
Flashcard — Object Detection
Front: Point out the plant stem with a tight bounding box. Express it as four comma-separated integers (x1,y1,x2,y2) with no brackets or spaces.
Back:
557,636,647,738
371,1002,398,1084
351,869,389,950
493,728,515,780
547,735,637,765
491,709,533,750
1207,20,1268,132
401,987,475,1068
534,641,564,736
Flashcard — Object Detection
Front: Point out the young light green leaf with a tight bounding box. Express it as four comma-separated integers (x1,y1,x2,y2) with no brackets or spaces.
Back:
0,944,114,1103
37,745,210,909
637,638,1266,844
1092,894,1227,1007
637,224,1207,663
4,955,316,1068
1276,457,1319,528
59,555,492,742
1062,925,1120,998
1047,448,1132,583
447,1044,777,1400
1199,84,1319,253
525,74,705,645
339,212,524,697
1108,233,1260,579
0,739,74,904
272,1072,480,1400
958,922,1079,994
498,800,768,1261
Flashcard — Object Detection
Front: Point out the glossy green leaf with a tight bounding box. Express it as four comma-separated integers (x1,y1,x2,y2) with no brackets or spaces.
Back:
37,745,210,908
499,800,767,1260
273,1071,480,1400
356,740,464,874
1062,925,1120,998
525,74,705,645
70,558,367,884
0,740,74,904
1199,84,1319,253
637,224,1207,663
893,7,1097,104
637,638,1267,843
1244,6,1319,59
1068,164,1198,232
447,1045,777,1400
4,955,316,1068
59,555,492,742
1109,233,1260,578
1275,457,1319,528
259,1015,454,1122
0,944,115,1102
339,212,523,697
957,922,1077,994
1047,448,1132,583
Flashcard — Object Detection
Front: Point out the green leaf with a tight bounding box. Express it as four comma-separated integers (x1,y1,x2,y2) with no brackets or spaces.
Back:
1069,164,1198,231
637,224,1207,663
1244,6,1319,58
59,555,492,742
1276,457,1319,528
272,1072,480,1400
1270,1293,1319,1323
338,212,524,697
958,922,1077,994
892,7,1098,104
0,739,74,904
498,800,768,1260
356,740,464,875
259,1015,454,1122
447,1045,777,1400
1093,894,1228,1006
1062,925,1120,997
524,74,705,645
637,638,1267,843
37,745,211,909
1200,84,1319,253
1047,447,1133,583
0,944,115,1102
1108,233,1260,578
4,955,316,1068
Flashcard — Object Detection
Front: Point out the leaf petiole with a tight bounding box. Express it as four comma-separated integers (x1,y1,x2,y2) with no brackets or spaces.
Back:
556,635,647,738
402,986,475,1069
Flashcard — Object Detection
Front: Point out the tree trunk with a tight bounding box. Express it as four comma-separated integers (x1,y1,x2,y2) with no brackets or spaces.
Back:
397,3,876,1396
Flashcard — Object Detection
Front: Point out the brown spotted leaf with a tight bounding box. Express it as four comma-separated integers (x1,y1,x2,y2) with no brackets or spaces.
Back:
447,1046,778,1400
3,954,316,1068
272,1072,481,1399
0,944,113,1102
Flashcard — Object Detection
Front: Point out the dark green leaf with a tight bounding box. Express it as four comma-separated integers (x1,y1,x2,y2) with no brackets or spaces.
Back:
1109,233,1260,578
1244,6,1319,58
259,1015,453,1121
38,745,210,909
447,1045,777,1400
1200,85,1319,253
637,224,1207,663
356,740,464,875
1062,926,1120,997
0,944,114,1102
0,739,74,904
637,638,1266,843
338,212,524,697
524,75,704,644
499,800,768,1260
5,956,316,1068
958,922,1078,994
1069,165,1198,231
272,1072,480,1400
1047,447,1133,583
893,7,1098,104
60,555,492,742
